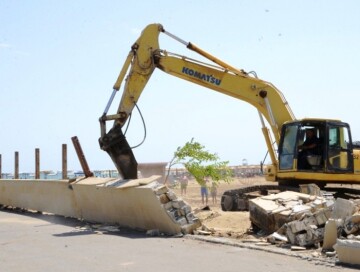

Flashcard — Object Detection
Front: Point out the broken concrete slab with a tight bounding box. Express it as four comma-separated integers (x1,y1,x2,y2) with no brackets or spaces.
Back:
334,239,360,266
0,176,201,235
249,191,328,234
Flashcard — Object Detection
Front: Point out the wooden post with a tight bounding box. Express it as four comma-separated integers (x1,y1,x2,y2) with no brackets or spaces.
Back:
71,136,93,178
0,154,2,179
62,144,67,179
14,151,19,179
35,148,40,179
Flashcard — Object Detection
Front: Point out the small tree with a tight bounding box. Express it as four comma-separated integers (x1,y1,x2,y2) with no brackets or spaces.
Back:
165,138,232,186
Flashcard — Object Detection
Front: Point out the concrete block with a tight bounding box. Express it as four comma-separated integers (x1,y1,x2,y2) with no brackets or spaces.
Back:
285,224,296,244
176,217,188,226
163,201,173,210
292,204,311,214
305,226,324,245
273,211,292,230
166,191,177,201
288,220,306,233
299,183,321,196
262,191,311,202
302,215,317,228
295,227,324,247
310,197,327,210
185,212,196,223
313,208,331,225
249,198,279,233
296,233,307,247
332,198,356,219
322,219,338,251
172,199,186,209
181,204,192,215
158,193,170,204
167,209,181,221
154,185,169,195
334,239,360,266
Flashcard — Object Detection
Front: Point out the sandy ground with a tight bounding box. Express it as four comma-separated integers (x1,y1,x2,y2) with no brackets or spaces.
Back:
171,176,268,239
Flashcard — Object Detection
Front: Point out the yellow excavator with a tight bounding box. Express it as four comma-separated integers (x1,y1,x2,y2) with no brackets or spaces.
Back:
99,23,360,210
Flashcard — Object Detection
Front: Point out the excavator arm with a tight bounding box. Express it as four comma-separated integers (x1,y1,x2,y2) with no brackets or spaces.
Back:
99,23,295,179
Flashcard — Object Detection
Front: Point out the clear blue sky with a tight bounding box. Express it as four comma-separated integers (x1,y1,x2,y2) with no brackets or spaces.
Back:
1,1,360,173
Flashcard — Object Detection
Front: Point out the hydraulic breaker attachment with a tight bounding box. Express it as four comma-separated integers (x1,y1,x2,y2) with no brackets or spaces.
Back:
99,125,138,179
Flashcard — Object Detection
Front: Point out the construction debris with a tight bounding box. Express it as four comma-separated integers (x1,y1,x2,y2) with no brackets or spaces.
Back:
249,184,360,266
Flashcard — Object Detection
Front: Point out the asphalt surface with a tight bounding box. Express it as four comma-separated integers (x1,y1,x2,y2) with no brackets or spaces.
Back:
0,208,357,272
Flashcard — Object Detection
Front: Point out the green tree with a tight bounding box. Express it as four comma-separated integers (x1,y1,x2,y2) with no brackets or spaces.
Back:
165,138,232,186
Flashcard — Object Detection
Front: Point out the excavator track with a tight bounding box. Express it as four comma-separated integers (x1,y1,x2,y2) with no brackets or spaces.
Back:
220,183,360,211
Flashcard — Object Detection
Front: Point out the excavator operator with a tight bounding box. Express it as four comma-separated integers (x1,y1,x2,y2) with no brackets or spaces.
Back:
298,129,320,169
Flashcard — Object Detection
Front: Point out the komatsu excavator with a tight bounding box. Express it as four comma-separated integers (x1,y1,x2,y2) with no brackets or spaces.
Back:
99,23,360,211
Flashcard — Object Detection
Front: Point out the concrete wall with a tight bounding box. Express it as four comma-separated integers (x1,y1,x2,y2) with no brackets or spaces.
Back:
138,162,167,183
0,176,195,234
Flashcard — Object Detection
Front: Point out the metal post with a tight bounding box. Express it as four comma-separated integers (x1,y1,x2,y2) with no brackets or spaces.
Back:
14,151,19,179
71,136,93,178
62,144,67,179
35,148,40,179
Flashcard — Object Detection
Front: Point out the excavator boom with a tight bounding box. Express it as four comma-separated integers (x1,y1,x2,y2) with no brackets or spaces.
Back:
99,23,295,179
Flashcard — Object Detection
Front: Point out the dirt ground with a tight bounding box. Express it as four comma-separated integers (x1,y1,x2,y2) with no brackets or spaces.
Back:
171,176,268,239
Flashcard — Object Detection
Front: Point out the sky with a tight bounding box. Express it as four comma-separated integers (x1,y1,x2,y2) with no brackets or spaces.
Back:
1,0,360,173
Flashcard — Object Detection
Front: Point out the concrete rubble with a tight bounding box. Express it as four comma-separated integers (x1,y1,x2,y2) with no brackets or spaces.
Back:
153,182,202,234
249,184,360,266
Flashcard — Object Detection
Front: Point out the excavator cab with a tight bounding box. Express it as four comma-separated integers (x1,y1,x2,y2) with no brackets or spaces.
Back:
278,119,354,175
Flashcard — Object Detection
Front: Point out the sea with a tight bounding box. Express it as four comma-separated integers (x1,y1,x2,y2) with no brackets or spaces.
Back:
0,170,120,180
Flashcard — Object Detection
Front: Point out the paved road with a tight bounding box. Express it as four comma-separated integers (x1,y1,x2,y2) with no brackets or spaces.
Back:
0,209,356,272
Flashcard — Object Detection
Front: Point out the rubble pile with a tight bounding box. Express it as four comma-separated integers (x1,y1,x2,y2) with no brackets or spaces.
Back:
153,183,201,234
249,184,360,265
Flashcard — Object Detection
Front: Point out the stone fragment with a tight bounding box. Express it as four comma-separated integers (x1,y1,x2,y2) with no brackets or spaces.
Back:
299,183,321,196
176,216,188,226
303,215,317,228
146,229,160,236
158,193,170,204
334,239,360,266
344,216,360,235
172,199,186,209
181,220,201,234
313,208,331,225
332,198,356,219
268,232,288,242
351,213,360,224
167,209,181,220
322,219,338,251
162,201,173,210
166,191,177,201
288,220,306,233
291,246,307,251
154,185,168,195
180,204,192,215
